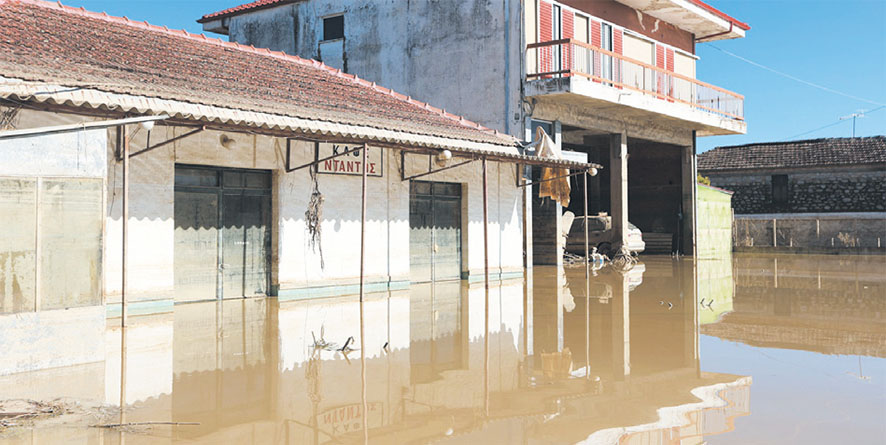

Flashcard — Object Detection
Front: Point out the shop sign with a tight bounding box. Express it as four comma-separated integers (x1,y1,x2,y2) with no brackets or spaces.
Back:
317,143,383,177
318,402,383,436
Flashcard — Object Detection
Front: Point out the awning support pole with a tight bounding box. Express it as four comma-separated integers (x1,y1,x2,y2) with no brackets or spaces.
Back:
130,126,205,158
359,143,369,442
584,170,590,270
121,125,129,328
482,156,490,416
517,169,587,188
401,157,476,181
584,170,591,380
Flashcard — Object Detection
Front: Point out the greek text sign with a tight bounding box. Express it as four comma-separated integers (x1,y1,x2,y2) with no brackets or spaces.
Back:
317,143,383,177
318,402,383,437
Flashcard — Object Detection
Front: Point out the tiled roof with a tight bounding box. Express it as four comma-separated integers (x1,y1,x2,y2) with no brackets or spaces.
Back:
199,0,296,23
0,0,514,148
698,136,886,171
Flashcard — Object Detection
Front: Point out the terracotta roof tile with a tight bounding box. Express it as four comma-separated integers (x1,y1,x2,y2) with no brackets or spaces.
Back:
0,0,514,147
199,0,296,23
698,137,886,171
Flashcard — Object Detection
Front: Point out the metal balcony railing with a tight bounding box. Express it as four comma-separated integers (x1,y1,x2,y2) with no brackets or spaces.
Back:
526,39,744,121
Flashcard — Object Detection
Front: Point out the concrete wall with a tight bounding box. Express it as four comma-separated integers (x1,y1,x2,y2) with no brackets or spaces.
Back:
0,115,108,375
696,183,733,258
704,165,886,214
733,212,886,254
226,0,524,138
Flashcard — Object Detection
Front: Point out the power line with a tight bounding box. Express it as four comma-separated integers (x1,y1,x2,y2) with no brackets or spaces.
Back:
707,44,886,107
781,105,885,141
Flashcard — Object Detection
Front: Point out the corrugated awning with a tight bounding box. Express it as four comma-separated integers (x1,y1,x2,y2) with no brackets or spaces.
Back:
1,78,602,171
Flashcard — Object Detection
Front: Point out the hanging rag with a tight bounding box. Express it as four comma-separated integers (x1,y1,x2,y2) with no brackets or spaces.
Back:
533,126,571,207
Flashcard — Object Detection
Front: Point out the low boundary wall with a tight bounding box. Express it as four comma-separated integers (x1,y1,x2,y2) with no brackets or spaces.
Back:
733,212,886,254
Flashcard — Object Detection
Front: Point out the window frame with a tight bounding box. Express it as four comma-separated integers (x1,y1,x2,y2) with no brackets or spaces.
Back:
321,14,344,42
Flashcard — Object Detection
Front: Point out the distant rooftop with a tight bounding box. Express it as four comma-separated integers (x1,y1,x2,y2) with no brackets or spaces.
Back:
698,136,886,171
198,0,298,23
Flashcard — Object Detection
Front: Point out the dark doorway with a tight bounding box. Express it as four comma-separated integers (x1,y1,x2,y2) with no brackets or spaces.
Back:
409,181,462,283
174,165,271,302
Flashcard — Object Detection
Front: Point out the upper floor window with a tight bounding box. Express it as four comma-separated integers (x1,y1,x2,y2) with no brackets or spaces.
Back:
323,15,344,41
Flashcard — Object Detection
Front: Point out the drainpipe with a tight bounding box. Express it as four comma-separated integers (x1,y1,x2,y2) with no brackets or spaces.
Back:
695,22,733,42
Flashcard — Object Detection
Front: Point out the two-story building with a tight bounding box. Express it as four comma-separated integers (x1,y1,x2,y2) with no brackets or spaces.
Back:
200,0,749,260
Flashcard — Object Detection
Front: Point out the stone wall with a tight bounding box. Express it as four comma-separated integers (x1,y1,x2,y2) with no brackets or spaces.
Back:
704,166,885,214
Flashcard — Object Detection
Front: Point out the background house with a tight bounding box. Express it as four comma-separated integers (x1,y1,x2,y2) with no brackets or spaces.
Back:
698,136,886,252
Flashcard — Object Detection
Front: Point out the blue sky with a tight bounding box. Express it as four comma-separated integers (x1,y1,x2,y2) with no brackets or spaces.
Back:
62,1,885,152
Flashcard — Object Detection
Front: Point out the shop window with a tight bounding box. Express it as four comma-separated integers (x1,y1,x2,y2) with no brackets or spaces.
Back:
0,176,102,314
0,178,37,314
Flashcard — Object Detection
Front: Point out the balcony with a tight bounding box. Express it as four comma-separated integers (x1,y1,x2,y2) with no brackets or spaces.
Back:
525,39,746,136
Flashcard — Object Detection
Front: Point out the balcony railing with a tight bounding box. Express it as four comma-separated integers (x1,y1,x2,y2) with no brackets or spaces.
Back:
526,39,744,121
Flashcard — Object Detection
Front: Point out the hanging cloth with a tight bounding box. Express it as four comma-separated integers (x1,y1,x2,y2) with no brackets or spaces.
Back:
533,126,571,207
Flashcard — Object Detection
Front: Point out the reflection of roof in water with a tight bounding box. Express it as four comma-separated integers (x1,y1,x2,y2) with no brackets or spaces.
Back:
702,255,886,357
701,312,886,357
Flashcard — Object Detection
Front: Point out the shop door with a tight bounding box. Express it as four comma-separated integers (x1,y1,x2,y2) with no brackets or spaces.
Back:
174,166,271,302
409,181,462,283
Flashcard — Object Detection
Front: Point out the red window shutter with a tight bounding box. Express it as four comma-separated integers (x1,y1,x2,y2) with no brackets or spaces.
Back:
613,28,623,86
655,44,665,97
666,48,674,99
562,10,574,75
539,1,553,41
539,1,553,75
591,20,601,47
591,20,602,80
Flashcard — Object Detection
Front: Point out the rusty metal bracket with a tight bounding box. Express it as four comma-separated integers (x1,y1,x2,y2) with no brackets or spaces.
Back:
129,126,205,159
401,156,476,182
400,150,406,181
517,169,588,188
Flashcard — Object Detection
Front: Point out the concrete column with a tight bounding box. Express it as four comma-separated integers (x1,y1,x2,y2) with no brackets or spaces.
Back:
681,141,697,255
523,180,533,269
609,132,628,249
611,271,630,380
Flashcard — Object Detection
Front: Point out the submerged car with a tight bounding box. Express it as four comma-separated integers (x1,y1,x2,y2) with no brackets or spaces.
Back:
565,214,645,256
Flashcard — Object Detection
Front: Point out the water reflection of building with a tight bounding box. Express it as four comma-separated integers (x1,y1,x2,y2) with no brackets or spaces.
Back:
0,264,753,444
701,255,886,357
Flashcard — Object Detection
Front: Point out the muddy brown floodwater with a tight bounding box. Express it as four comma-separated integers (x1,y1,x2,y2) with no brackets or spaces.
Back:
0,254,883,444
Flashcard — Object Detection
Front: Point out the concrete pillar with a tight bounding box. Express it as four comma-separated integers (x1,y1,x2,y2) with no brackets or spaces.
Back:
611,271,630,380
523,181,533,269
609,132,628,249
681,139,697,255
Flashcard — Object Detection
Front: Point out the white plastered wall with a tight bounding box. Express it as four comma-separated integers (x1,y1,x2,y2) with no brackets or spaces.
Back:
103,124,523,297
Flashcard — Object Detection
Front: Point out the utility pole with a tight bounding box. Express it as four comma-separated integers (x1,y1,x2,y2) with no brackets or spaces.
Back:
839,111,865,137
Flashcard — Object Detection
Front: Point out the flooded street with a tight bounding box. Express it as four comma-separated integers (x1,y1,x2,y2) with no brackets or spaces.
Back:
0,254,883,444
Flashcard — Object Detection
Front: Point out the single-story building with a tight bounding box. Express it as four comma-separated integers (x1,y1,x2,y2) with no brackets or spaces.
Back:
699,137,885,252
0,0,599,374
